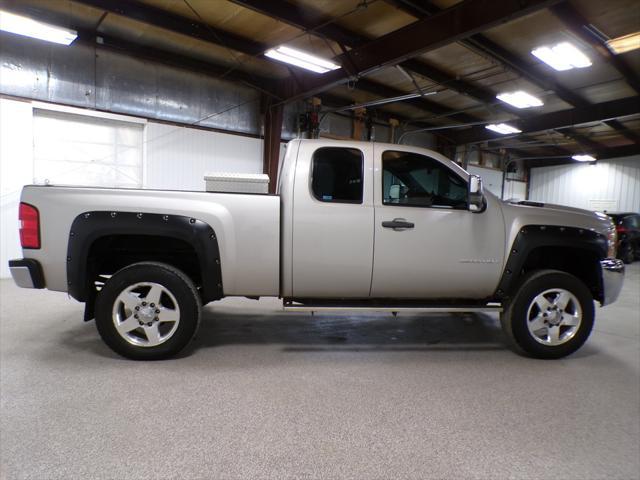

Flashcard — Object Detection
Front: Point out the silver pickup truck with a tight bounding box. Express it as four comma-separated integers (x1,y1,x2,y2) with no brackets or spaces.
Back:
9,139,625,360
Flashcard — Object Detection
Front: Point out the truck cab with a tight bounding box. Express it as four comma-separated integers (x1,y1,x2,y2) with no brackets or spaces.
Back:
280,139,505,300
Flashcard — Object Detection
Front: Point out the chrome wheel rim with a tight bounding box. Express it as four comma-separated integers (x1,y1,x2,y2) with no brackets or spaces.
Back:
526,288,582,346
112,282,180,347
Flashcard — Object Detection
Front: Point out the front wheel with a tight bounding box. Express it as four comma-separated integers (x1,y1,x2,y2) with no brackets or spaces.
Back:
95,262,201,360
620,242,634,264
500,270,594,359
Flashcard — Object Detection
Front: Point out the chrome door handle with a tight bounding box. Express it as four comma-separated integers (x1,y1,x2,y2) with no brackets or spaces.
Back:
382,218,414,230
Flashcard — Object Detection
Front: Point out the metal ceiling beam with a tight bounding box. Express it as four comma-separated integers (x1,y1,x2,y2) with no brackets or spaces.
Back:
558,128,608,153
354,79,478,124
386,0,589,107
1,1,279,97
318,93,436,129
550,2,640,95
388,1,640,145
385,1,589,107
75,0,266,55
464,35,590,107
227,0,369,48
383,0,442,18
233,0,564,159
82,32,277,95
447,36,640,145
598,144,640,160
72,0,476,127
87,35,439,133
75,13,448,134
453,97,640,144
548,2,640,144
279,0,562,102
228,0,518,117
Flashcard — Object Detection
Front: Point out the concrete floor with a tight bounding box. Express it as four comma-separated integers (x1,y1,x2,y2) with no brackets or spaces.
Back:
1,265,639,480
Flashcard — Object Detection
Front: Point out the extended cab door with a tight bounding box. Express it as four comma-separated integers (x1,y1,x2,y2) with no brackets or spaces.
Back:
370,146,505,299
291,141,374,298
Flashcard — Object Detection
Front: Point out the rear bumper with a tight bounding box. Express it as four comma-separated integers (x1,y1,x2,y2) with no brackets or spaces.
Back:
600,258,624,306
8,259,45,289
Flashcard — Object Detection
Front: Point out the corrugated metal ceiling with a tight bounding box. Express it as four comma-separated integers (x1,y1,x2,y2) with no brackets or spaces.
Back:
3,0,639,158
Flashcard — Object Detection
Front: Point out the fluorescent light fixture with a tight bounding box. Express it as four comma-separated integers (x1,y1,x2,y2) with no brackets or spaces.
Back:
531,42,591,71
265,45,340,73
0,10,77,45
497,91,544,109
572,154,596,162
485,123,522,135
606,32,640,54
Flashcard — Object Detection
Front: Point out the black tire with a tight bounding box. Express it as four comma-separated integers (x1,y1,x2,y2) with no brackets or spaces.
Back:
620,242,634,264
500,269,594,359
95,262,201,360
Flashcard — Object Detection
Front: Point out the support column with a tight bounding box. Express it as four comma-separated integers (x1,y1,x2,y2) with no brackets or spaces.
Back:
352,107,366,140
389,118,399,143
262,97,284,194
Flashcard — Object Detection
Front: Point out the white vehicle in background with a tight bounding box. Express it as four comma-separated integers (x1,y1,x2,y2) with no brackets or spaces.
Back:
10,139,624,360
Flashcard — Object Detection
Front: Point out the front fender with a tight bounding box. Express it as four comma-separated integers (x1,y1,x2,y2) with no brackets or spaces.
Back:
495,225,608,301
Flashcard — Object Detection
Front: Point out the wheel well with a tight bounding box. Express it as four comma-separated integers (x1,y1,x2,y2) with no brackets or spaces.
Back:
87,235,202,294
520,246,602,303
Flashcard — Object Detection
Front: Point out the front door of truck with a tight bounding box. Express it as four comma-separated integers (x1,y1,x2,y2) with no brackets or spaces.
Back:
291,142,374,298
370,147,505,299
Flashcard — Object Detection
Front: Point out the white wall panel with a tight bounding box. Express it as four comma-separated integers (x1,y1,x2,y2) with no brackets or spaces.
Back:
0,99,33,278
503,179,527,201
145,123,263,191
529,156,640,213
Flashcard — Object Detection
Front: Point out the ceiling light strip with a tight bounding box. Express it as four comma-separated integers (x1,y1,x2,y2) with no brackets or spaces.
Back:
531,42,591,71
496,91,544,109
0,10,77,45
265,46,340,74
485,123,522,134
606,32,640,54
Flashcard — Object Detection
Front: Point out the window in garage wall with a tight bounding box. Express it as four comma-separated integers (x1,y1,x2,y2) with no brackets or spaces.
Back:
33,109,144,188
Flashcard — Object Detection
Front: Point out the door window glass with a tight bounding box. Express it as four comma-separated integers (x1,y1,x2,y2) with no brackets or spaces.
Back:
311,147,363,203
382,151,467,209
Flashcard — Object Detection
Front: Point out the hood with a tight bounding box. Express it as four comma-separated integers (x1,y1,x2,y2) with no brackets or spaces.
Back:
500,198,613,237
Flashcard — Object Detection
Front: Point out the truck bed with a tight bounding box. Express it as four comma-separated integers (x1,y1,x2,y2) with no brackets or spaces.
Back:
20,185,280,297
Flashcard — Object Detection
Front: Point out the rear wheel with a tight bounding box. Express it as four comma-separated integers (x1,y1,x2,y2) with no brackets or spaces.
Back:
95,262,201,360
501,270,594,359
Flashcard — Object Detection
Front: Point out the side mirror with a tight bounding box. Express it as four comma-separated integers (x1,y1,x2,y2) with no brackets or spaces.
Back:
468,174,485,212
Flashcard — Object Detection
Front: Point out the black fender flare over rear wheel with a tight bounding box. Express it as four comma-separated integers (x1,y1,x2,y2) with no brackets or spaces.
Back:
95,262,201,360
500,269,595,359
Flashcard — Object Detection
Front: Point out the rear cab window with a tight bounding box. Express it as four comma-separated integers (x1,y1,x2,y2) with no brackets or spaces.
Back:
311,147,364,204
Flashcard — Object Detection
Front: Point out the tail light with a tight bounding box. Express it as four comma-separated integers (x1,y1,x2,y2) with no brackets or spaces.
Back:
19,203,40,249
607,223,617,258
616,226,627,234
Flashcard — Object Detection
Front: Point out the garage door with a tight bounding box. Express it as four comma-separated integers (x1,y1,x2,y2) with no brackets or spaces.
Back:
33,110,143,188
